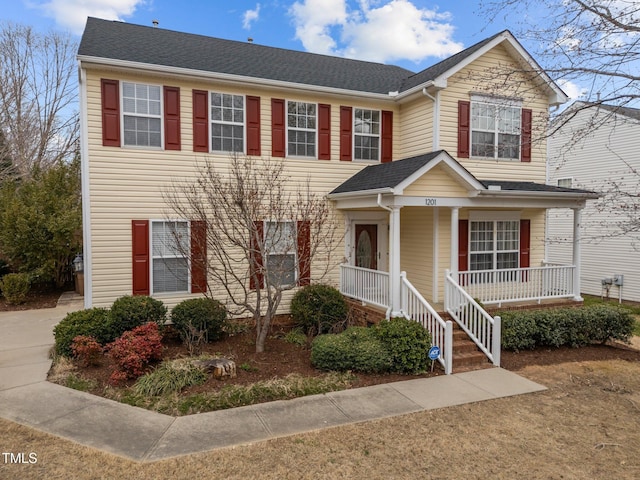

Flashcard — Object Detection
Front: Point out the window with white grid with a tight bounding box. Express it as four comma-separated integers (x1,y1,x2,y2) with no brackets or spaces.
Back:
471,101,521,160
122,82,162,147
354,108,380,161
470,220,519,271
211,92,244,152
287,101,316,157
151,221,189,293
264,221,296,287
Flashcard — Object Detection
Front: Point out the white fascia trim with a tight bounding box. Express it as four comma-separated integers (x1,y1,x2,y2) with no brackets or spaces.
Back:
78,64,93,308
77,56,396,103
478,190,599,201
326,187,394,200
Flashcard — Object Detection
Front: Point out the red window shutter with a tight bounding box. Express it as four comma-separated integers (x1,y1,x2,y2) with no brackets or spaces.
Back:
521,108,532,162
458,219,469,272
101,79,120,147
192,90,208,152
132,220,150,295
246,95,261,156
318,104,331,160
164,86,181,151
458,100,470,158
250,221,264,289
271,98,285,157
297,221,311,286
190,220,207,294
381,110,393,163
519,219,531,268
339,106,352,161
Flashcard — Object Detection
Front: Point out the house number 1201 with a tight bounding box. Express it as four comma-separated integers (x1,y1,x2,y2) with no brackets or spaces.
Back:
424,198,437,206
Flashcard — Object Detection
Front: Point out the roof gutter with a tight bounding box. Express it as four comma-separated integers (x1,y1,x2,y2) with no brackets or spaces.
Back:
478,189,600,200
77,55,398,102
326,187,394,200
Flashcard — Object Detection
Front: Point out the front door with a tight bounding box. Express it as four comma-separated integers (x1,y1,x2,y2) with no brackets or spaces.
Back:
355,224,378,270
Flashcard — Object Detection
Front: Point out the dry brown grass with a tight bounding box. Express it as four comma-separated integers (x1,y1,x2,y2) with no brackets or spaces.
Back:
2,360,640,479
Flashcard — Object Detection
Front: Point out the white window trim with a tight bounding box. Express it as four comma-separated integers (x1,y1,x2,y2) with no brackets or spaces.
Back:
210,91,246,154
353,107,381,162
469,94,523,162
264,220,298,287
120,81,164,150
286,100,318,159
468,211,521,271
557,177,573,188
150,219,191,295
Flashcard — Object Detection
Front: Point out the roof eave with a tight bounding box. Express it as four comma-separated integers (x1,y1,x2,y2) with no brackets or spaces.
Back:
327,187,395,200
478,189,600,200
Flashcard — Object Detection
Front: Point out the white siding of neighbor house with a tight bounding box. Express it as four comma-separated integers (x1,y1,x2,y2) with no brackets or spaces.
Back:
547,107,640,302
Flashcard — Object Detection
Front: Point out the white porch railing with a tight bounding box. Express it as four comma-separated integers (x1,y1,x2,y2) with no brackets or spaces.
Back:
445,270,501,367
339,264,390,310
400,272,452,375
457,265,575,307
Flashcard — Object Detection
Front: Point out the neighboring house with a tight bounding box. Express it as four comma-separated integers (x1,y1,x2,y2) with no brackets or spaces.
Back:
547,103,640,302
78,18,597,372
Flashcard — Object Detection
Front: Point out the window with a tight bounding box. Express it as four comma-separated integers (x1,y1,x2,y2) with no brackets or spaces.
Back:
151,221,189,293
287,101,316,157
264,221,296,287
122,82,162,147
354,108,380,161
211,92,244,152
470,220,520,271
471,100,521,160
557,178,572,188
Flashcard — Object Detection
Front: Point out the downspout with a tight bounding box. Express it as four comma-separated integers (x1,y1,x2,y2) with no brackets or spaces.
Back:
422,87,440,150
377,194,393,318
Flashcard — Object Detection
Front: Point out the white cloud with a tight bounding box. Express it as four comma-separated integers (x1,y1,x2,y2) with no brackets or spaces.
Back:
35,0,144,35
243,3,261,30
558,79,587,101
290,0,463,64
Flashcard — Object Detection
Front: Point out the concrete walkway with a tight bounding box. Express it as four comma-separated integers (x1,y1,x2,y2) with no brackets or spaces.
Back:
0,294,547,462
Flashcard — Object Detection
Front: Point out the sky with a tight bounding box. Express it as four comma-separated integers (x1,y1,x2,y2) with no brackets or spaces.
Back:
0,0,585,99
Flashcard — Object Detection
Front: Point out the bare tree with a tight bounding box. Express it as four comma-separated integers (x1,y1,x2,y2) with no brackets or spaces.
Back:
164,154,339,353
0,22,78,180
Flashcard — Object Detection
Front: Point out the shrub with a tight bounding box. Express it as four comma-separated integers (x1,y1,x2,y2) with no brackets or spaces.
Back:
106,322,164,384
290,284,348,335
284,328,307,347
376,317,431,373
107,295,167,341
53,308,111,357
170,298,227,354
311,326,392,373
133,358,208,396
70,335,103,367
0,272,30,304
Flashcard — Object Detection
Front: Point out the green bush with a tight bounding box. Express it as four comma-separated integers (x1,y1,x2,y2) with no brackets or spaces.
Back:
53,308,111,357
311,326,392,373
170,298,227,354
500,305,635,352
107,295,167,341
376,317,431,373
290,284,348,335
0,272,30,304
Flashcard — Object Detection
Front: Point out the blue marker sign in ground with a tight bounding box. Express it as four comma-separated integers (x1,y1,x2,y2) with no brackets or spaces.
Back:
428,346,440,360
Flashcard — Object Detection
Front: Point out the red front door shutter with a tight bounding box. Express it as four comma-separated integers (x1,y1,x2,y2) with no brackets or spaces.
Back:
318,104,331,160
519,219,531,268
132,220,150,295
458,100,470,158
458,219,469,272
271,98,285,157
164,86,181,151
381,110,393,163
246,95,261,156
297,221,311,286
339,106,352,161
250,221,264,289
101,79,120,147
192,90,208,152
190,220,207,294
521,108,532,162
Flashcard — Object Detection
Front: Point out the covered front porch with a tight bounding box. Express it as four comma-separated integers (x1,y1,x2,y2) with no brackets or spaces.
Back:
328,151,599,375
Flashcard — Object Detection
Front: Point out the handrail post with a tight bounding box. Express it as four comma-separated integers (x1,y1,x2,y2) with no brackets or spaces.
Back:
444,320,453,375
492,315,501,366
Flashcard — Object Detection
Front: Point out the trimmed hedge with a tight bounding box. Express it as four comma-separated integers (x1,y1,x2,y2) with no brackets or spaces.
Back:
107,295,167,340
376,317,431,373
53,308,111,357
0,272,30,305
501,304,634,352
170,298,227,343
290,284,348,335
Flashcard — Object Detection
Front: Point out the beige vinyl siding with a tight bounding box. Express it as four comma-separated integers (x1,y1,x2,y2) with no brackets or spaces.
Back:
438,44,548,183
398,97,433,158
400,207,435,298
85,69,397,308
403,164,469,197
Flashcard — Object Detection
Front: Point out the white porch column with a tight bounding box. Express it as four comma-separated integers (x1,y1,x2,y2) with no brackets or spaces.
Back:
572,207,583,301
450,207,459,278
389,205,403,317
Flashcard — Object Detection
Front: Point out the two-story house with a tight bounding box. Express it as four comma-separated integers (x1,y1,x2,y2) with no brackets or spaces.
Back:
78,18,597,373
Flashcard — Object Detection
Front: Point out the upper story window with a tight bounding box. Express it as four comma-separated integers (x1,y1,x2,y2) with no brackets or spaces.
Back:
471,101,521,160
557,178,572,188
354,108,380,161
211,92,244,152
122,82,162,147
287,101,316,157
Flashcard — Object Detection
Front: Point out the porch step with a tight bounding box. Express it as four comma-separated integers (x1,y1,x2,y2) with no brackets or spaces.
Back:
450,322,492,373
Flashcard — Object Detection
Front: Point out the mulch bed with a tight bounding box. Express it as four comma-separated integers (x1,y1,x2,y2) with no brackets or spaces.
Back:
0,286,67,312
